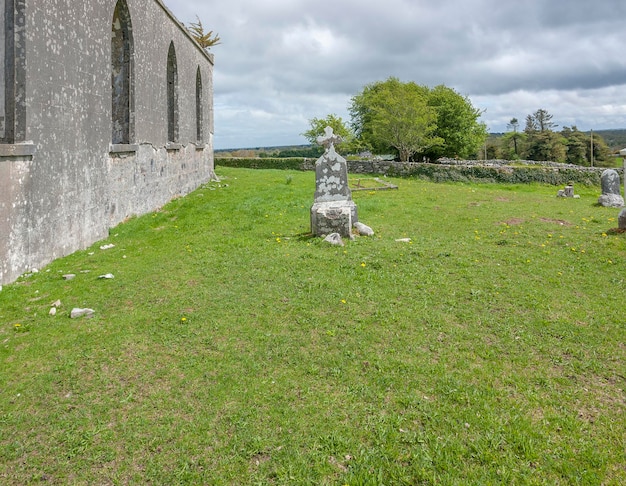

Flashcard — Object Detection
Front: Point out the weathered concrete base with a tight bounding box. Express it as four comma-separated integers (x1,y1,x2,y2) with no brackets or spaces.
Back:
311,201,358,239
598,193,624,208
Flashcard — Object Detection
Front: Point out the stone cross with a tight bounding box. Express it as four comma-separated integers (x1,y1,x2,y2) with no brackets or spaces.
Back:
316,126,342,151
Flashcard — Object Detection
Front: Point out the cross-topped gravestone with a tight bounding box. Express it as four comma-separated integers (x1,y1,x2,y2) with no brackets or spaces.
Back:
310,126,358,238
313,127,353,203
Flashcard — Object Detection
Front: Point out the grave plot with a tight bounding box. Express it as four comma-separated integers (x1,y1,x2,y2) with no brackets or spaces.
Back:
349,177,398,191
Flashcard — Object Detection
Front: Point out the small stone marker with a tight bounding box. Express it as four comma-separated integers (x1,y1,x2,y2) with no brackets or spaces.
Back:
597,169,624,208
62,274,76,280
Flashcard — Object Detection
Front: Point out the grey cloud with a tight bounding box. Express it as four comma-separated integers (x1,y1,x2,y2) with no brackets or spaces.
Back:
165,0,626,147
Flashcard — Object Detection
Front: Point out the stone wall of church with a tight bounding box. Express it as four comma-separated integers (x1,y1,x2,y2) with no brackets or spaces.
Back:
0,0,214,284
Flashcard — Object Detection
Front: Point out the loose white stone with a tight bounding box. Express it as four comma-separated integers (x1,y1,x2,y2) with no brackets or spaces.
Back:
324,233,344,246
354,221,374,236
70,308,95,319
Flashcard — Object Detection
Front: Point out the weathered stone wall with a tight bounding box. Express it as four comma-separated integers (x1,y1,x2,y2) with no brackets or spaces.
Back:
0,0,215,284
217,157,622,185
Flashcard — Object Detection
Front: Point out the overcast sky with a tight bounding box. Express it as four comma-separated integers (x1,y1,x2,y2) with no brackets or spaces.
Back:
164,0,626,149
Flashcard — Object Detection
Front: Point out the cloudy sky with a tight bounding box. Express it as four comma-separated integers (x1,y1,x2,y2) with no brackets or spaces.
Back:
164,0,626,149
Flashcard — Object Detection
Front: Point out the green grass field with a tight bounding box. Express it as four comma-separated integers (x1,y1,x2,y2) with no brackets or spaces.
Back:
1,167,625,484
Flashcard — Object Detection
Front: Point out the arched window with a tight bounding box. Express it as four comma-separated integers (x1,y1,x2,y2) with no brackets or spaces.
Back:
111,0,134,144
196,67,203,143
2,0,26,143
167,42,178,143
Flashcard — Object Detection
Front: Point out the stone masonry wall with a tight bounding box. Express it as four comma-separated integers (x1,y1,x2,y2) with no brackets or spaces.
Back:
0,0,215,284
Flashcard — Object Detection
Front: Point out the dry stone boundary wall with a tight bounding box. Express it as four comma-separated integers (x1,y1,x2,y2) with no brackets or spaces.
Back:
216,157,619,186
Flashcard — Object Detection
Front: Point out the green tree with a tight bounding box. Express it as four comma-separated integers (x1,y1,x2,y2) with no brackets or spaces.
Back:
302,114,357,153
589,130,612,167
349,78,441,161
187,16,221,50
562,126,587,165
524,109,564,161
525,108,557,133
562,127,612,167
504,117,523,158
425,85,487,159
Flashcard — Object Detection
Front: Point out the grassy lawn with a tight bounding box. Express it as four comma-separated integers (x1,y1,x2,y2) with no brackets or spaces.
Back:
1,167,625,485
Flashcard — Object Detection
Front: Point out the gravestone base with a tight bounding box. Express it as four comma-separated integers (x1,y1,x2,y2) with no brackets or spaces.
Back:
311,201,358,239
598,193,624,208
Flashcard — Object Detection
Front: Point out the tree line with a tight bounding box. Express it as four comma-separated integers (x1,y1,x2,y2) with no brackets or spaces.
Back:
490,109,613,166
303,78,614,166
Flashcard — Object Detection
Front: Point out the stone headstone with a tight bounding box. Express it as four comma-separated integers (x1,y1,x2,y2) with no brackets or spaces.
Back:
598,169,624,207
310,127,358,238
557,185,575,198
619,207,626,230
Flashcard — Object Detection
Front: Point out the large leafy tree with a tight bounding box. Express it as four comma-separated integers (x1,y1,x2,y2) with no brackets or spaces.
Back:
302,114,357,153
425,85,487,159
350,78,486,161
349,78,441,161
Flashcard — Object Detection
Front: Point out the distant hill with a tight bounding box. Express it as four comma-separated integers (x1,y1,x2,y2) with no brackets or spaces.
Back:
215,144,321,158
593,129,626,151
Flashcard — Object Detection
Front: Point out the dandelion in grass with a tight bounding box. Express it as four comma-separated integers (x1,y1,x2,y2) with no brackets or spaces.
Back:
360,262,366,267
180,317,187,324
341,299,347,304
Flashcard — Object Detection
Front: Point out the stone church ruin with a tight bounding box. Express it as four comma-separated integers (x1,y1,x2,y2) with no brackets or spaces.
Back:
1,0,215,284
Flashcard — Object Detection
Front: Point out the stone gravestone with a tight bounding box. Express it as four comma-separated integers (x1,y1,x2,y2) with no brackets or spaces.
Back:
310,127,358,238
597,169,624,208
618,208,626,230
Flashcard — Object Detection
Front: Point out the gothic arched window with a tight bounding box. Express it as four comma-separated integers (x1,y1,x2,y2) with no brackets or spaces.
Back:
111,0,134,144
